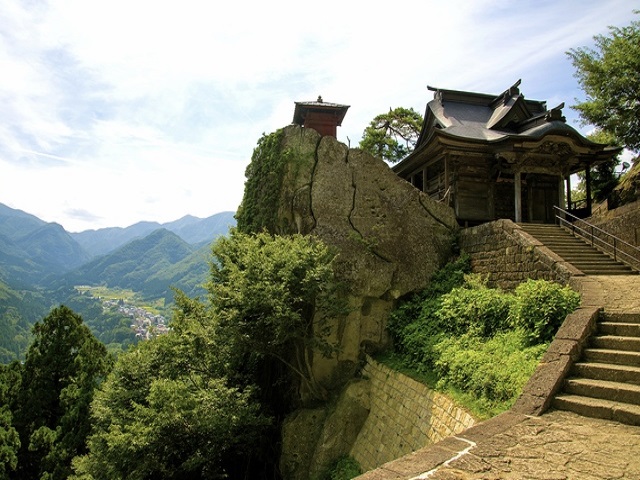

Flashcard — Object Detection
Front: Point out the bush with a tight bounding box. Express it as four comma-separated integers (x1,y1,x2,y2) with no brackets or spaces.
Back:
384,262,581,416
387,254,470,343
436,274,514,338
322,455,362,480
433,330,548,405
510,279,581,345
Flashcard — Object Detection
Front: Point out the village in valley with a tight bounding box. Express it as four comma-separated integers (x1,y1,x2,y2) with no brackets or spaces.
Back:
102,298,169,339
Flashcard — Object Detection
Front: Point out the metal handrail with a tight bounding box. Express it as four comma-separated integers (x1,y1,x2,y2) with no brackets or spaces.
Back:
553,206,640,272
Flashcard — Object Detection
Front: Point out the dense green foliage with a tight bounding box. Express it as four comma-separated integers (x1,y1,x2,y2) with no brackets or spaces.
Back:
0,363,21,479
358,107,423,163
573,130,622,203
209,230,346,401
388,258,580,415
6,306,112,480
567,12,640,152
510,280,581,345
71,231,344,479
0,281,49,363
72,292,270,480
236,129,289,233
321,455,362,480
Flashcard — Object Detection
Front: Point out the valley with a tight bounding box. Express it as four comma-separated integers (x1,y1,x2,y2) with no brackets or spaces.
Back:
0,203,237,360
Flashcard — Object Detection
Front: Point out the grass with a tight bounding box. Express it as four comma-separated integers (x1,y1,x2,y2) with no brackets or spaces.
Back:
374,351,518,420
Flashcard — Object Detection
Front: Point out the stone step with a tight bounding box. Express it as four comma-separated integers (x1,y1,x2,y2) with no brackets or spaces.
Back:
572,362,640,385
553,394,640,426
591,335,640,352
571,262,633,270
583,348,640,367
564,378,640,405
578,270,636,276
541,237,596,245
518,224,638,274
552,250,615,258
602,312,640,324
598,322,640,337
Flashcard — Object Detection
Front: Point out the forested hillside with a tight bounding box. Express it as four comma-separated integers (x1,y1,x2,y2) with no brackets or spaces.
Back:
0,204,236,360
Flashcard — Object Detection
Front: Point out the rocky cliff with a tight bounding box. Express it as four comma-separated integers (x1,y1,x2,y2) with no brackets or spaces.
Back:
238,125,458,479
240,125,458,389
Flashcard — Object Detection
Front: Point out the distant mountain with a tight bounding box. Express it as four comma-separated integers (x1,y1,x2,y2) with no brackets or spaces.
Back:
20,223,91,271
0,203,47,240
57,229,201,300
0,202,234,301
0,205,90,285
70,211,236,256
162,212,236,245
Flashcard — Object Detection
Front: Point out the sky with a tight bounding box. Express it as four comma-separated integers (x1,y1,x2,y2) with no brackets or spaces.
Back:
0,0,635,232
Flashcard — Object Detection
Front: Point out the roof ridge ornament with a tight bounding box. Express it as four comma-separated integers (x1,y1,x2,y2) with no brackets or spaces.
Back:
502,79,522,105
546,102,566,122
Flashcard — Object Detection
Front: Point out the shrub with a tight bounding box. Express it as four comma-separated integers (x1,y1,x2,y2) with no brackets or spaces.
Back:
510,279,581,345
387,254,470,343
436,274,514,338
433,330,547,404
321,455,362,480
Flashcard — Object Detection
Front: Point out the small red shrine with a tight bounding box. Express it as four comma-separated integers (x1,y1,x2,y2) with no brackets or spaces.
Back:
292,96,350,138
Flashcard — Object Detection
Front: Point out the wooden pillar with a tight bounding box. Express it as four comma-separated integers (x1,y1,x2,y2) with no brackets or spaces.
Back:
566,175,572,210
422,168,428,193
585,164,592,215
444,156,450,203
515,171,522,223
558,176,566,222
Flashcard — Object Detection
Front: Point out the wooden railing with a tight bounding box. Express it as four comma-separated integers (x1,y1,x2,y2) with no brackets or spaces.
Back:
553,206,640,272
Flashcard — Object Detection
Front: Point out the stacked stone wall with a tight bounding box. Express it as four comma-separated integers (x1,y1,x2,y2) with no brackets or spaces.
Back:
349,358,475,473
589,199,640,248
458,219,580,290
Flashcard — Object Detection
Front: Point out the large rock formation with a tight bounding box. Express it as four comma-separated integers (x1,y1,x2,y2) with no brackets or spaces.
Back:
270,125,458,387
244,125,458,480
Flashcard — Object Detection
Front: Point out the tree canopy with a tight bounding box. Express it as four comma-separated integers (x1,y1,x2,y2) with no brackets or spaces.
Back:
358,107,423,163
567,12,640,152
72,231,345,479
71,302,270,480
209,230,346,401
8,306,112,480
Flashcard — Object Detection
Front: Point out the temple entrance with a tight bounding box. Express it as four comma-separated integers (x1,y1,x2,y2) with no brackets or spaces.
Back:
527,174,559,224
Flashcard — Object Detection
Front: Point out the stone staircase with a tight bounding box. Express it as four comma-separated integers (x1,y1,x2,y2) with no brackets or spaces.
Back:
518,223,638,275
553,311,640,426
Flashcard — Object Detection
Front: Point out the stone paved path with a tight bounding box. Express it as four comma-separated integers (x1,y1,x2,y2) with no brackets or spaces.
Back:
421,410,640,479
570,275,640,313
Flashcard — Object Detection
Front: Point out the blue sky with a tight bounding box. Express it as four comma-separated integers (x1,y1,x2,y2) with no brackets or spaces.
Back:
0,0,635,232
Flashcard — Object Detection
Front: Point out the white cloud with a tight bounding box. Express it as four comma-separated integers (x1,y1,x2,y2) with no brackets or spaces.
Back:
0,0,635,231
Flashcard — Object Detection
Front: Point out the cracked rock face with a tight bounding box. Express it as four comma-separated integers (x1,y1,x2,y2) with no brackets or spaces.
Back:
277,125,458,386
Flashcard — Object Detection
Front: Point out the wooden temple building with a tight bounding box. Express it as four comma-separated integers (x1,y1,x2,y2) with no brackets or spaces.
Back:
393,81,621,225
293,96,350,138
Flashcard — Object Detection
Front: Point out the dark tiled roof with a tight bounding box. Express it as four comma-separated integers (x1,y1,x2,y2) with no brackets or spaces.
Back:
425,81,559,141
292,96,350,125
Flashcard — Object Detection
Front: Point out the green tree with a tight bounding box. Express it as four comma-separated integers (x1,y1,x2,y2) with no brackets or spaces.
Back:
359,107,423,163
72,292,270,480
11,306,112,480
567,12,640,152
0,363,21,480
573,130,622,203
209,230,346,401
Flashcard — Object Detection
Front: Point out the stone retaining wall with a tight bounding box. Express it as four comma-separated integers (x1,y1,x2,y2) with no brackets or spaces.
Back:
589,199,640,248
349,358,476,473
458,219,582,290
